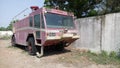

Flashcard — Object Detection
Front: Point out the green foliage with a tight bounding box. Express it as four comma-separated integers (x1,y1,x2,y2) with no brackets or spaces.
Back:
7,20,18,30
0,35,11,40
0,20,18,31
0,27,7,31
118,49,120,58
44,0,120,18
105,0,120,13
59,50,120,65
88,10,98,16
100,50,108,57
44,0,102,18
109,51,117,58
88,51,120,65
6,21,13,30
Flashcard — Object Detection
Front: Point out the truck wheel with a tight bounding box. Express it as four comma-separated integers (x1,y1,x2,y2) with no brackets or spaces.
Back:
27,37,37,56
11,36,16,46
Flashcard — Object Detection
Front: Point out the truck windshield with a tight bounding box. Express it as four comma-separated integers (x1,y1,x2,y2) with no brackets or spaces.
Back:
45,13,75,28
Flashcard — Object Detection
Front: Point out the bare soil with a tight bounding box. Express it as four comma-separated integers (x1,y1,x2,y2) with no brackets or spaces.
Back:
0,40,118,68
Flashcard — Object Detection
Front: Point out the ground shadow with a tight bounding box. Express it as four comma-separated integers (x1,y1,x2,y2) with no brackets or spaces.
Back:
43,47,71,57
14,44,27,51
14,44,71,57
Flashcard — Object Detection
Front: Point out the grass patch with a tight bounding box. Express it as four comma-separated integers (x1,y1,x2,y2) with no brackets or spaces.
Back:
7,45,28,55
7,46,18,49
21,50,27,54
7,46,14,48
59,50,120,65
0,35,11,40
7,45,18,48
86,51,120,65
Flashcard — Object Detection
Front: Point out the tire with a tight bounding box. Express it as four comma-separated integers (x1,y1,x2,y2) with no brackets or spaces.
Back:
11,35,16,46
27,37,37,56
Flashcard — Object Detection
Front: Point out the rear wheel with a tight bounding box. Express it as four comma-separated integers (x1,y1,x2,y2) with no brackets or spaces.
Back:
11,35,16,46
27,37,37,56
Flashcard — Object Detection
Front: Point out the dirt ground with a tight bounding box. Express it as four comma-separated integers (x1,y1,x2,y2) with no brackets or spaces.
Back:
0,40,118,68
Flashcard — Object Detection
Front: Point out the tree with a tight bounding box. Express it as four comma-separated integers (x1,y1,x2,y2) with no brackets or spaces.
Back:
6,21,13,30
105,0,120,13
93,0,120,15
44,0,102,18
0,27,6,31
7,20,18,30
0,20,18,31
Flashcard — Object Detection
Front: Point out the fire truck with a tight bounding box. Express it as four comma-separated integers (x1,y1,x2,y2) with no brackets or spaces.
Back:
11,6,79,57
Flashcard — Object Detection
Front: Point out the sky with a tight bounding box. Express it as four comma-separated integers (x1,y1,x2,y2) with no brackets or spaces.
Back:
0,0,44,27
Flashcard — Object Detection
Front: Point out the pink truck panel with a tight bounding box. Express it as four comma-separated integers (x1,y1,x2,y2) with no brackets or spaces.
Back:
13,7,79,46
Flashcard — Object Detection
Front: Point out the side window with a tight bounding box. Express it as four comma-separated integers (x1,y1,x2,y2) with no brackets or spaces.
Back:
34,14,40,28
29,17,33,27
41,14,45,28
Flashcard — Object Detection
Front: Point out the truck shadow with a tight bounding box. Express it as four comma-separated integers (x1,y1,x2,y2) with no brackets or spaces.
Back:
15,44,71,57
43,46,71,57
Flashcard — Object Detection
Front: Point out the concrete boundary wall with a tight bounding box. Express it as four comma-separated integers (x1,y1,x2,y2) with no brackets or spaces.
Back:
0,31,13,36
74,13,120,53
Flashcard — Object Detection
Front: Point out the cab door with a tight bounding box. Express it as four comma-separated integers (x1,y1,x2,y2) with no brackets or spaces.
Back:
34,14,41,44
33,13,46,45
